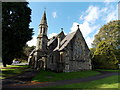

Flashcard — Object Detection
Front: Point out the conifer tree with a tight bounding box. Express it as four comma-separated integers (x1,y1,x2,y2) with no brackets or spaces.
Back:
2,2,33,67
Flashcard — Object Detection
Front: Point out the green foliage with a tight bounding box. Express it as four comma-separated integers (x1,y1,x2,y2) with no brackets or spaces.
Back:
2,2,33,67
32,70,100,82
90,48,96,57
92,40,118,69
92,20,120,48
23,44,35,57
14,45,35,62
91,20,120,69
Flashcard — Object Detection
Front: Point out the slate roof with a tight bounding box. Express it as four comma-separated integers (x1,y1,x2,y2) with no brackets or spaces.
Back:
47,31,65,46
59,31,77,51
47,34,58,46
53,30,77,51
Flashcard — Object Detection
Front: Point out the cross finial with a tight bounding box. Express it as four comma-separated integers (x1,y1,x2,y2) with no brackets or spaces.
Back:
61,28,63,31
44,7,46,12
77,25,79,28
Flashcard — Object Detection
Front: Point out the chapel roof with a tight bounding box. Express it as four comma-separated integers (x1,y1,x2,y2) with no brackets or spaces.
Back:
48,25,89,52
47,31,65,46
53,30,77,51
58,31,77,51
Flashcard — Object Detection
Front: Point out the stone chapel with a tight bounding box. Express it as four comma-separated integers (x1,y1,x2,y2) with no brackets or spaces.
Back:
28,11,92,72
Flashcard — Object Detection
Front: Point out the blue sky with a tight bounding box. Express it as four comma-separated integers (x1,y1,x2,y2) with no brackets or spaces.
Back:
27,1,118,48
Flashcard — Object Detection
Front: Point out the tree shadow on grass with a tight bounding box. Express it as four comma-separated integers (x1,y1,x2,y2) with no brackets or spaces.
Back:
2,69,22,78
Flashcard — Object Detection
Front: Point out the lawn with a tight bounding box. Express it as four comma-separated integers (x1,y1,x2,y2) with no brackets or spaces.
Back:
0,65,28,68
0,65,29,79
32,70,100,82
45,75,119,88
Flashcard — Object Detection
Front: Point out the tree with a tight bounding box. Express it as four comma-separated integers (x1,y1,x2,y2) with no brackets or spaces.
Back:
2,2,33,67
13,45,35,63
92,20,120,69
92,20,120,49
23,44,35,57
92,40,119,69
90,48,96,57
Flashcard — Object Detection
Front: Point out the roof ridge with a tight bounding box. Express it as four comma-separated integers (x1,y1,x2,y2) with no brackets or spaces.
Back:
57,30,77,51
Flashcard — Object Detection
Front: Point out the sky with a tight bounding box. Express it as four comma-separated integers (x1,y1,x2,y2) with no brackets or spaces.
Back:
27,0,119,48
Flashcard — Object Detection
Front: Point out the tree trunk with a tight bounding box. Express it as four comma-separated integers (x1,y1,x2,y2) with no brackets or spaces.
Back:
3,61,7,67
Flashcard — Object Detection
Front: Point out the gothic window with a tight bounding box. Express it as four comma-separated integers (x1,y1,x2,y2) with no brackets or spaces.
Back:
80,45,82,54
60,53,63,63
40,27,42,33
51,56,53,63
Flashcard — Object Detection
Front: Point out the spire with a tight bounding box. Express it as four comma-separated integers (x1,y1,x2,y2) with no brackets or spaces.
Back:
40,10,47,25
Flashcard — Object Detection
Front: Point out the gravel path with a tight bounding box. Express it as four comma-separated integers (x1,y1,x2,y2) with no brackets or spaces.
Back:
2,70,118,89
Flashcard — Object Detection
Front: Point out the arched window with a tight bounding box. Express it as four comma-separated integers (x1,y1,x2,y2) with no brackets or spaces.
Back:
60,53,63,63
51,56,53,63
40,27,42,33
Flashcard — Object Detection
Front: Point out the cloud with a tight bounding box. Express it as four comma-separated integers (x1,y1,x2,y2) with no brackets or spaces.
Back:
70,6,100,48
102,5,118,23
27,36,37,47
86,37,94,48
84,6,99,23
70,22,96,37
70,22,79,33
27,33,58,47
71,3,117,48
70,22,99,48
70,6,100,37
105,11,117,23
48,33,57,39
52,12,57,18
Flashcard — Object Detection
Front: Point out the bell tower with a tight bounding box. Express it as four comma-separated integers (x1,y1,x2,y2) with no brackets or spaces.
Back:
36,11,48,52
34,11,48,70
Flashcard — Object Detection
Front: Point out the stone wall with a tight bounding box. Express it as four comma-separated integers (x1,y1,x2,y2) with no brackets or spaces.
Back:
46,29,92,72
63,30,92,72
47,51,60,72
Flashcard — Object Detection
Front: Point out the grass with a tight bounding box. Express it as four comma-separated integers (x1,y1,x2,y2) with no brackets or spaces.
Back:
45,75,119,88
32,70,100,82
0,65,28,68
1,65,29,79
